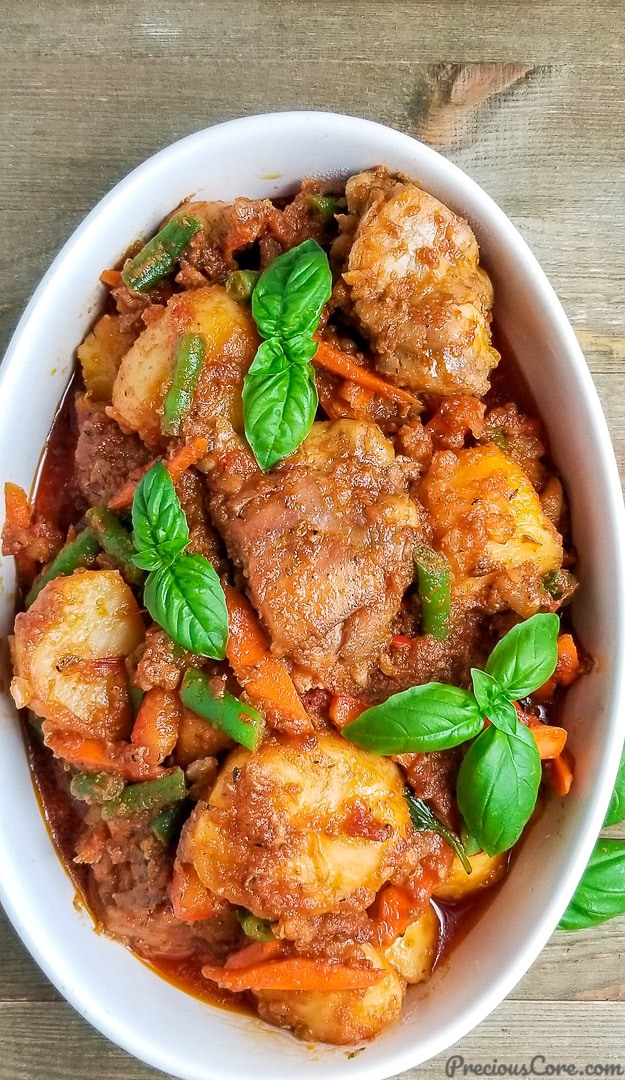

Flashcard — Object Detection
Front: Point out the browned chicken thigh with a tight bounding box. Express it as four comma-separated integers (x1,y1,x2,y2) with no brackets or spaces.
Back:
342,168,500,397
210,419,422,691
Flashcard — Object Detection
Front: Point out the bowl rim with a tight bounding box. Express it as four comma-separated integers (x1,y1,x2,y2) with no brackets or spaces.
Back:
1,110,624,1080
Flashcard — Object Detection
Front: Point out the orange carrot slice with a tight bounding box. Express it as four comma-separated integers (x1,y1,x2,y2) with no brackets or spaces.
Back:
170,861,216,922
202,957,384,993
313,338,419,407
131,687,182,763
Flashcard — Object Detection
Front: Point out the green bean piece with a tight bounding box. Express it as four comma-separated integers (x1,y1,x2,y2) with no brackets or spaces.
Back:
151,800,189,845
489,426,509,451
225,270,260,303
413,543,452,640
236,908,275,942
27,714,45,740
101,768,187,820
180,668,264,751
543,568,578,606
305,194,343,222
85,507,145,587
128,682,145,717
25,528,101,607
161,333,206,437
121,213,202,293
70,772,126,804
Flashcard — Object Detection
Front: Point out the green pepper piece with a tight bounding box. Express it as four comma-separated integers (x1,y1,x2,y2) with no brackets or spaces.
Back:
151,800,189,845
25,528,101,607
128,682,145,717
236,908,275,941
413,543,451,640
161,333,206,437
180,668,264,751
121,213,202,293
70,771,126,804
101,768,187,819
305,194,343,222
85,507,145,587
225,270,260,303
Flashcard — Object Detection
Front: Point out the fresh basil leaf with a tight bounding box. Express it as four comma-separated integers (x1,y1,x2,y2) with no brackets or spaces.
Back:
132,541,184,572
471,670,518,735
405,789,472,874
242,338,318,471
559,840,625,930
283,333,319,365
132,462,189,564
605,748,625,827
485,612,559,699
251,239,332,341
342,683,483,755
144,553,228,659
457,723,541,856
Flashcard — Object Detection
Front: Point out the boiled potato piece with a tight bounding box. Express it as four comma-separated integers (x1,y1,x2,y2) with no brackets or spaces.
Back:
10,570,144,740
182,732,413,920
420,444,562,604
77,314,136,403
433,850,508,902
111,284,258,446
255,944,405,1044
383,903,440,984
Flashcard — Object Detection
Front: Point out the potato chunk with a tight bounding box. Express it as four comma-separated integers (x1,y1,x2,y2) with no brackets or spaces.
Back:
433,850,508,902
11,570,144,740
420,445,562,613
255,944,405,1044
383,903,440,983
182,732,413,920
111,284,258,446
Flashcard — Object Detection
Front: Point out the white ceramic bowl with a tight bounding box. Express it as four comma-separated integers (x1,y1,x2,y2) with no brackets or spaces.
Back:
1,112,624,1080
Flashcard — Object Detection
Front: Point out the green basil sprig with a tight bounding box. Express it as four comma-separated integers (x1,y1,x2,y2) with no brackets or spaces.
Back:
243,239,332,470
560,749,625,930
405,789,473,874
131,462,228,658
605,748,625,828
559,840,625,930
344,613,559,856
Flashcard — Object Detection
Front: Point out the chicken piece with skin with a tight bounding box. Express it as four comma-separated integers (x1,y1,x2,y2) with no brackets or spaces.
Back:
181,733,420,922
210,419,422,692
342,168,500,396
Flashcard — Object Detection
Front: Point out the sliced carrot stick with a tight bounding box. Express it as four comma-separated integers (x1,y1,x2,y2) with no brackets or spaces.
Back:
313,337,419,407
4,482,31,529
225,940,285,970
531,724,568,761
202,957,385,993
166,436,208,481
170,861,216,922
329,694,367,729
131,687,182,763
544,747,575,796
224,584,312,735
100,269,123,288
44,729,165,781
108,436,209,510
372,884,415,946
534,634,580,702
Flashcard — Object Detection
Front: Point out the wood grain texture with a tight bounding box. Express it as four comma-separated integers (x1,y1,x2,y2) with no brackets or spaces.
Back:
1,1,625,1076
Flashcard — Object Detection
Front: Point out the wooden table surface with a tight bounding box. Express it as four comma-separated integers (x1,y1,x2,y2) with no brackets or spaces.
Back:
1,1,624,1076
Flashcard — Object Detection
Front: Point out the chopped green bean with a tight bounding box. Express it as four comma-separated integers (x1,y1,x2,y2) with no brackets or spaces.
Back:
180,668,264,751
128,682,145,717
305,194,343,222
161,333,206,436
489,426,509,451
413,543,451,640
70,772,126,804
236,909,274,941
225,270,260,303
543,569,577,606
27,714,45,740
85,507,145,587
101,768,187,819
25,528,101,607
151,800,189,845
121,213,202,293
